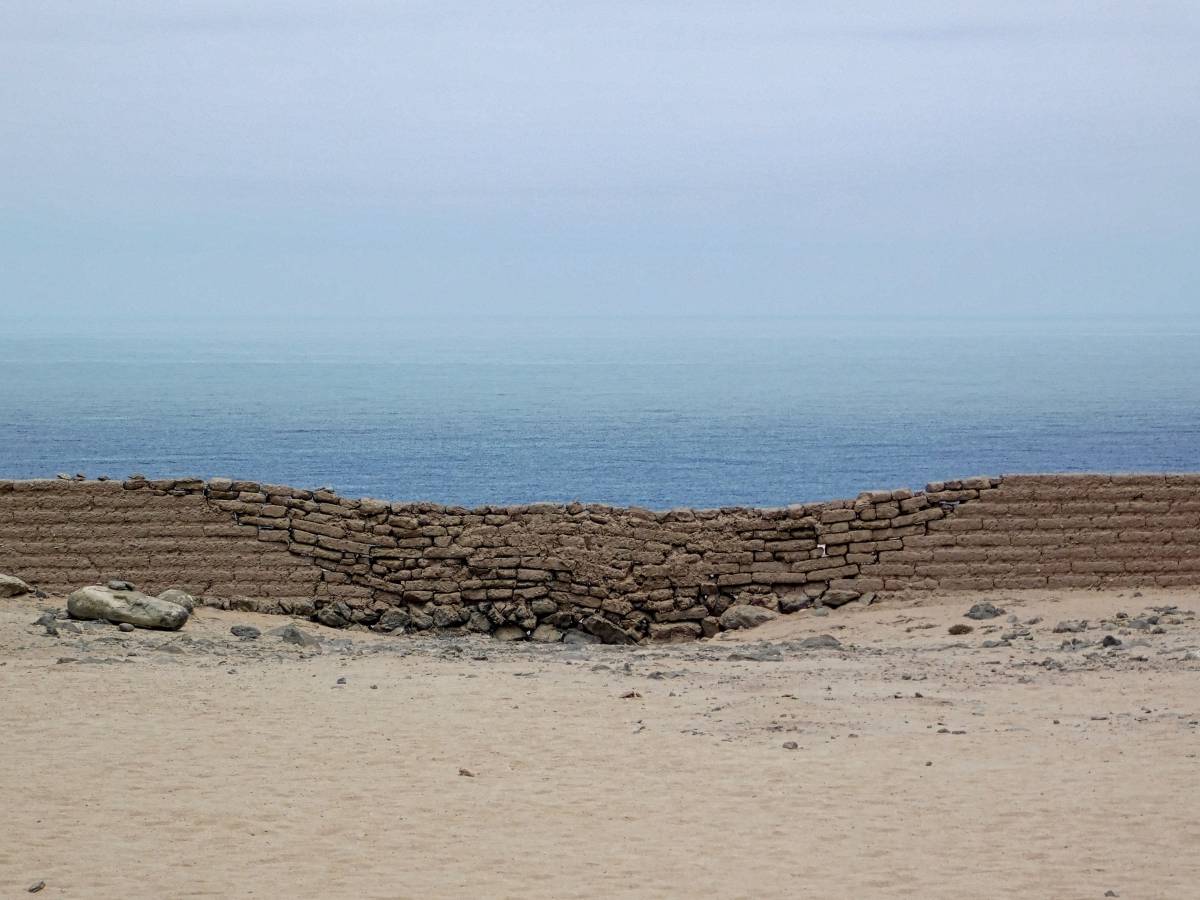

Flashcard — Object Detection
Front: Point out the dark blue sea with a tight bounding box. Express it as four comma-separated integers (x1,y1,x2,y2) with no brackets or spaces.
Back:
3,320,1198,509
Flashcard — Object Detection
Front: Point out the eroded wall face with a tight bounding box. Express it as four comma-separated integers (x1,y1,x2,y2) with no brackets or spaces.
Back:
2,473,1198,642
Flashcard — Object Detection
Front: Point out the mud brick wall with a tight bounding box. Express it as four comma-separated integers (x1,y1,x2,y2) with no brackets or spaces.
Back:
2,473,1198,643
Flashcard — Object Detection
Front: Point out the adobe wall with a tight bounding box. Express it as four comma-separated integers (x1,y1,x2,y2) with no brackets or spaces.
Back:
1,473,1198,643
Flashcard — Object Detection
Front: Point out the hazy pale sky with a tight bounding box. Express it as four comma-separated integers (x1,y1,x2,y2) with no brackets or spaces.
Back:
2,1,1198,330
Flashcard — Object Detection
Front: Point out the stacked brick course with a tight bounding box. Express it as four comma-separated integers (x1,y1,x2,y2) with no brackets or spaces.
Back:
2,472,1197,643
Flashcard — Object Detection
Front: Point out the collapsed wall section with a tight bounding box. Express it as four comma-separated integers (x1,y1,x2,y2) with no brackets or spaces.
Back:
1,472,1198,643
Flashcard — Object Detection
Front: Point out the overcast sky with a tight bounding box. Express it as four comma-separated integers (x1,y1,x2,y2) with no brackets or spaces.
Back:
2,1,1197,332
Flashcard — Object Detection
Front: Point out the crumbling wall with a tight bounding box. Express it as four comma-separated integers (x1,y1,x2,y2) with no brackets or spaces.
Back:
2,472,1197,643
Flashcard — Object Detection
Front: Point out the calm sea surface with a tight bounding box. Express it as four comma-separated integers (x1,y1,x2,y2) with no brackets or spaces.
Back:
3,325,1198,509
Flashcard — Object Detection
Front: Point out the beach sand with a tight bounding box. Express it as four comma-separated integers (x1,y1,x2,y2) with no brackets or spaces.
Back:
2,587,1198,899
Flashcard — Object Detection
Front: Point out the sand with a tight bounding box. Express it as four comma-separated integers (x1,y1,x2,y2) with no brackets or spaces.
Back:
2,587,1198,899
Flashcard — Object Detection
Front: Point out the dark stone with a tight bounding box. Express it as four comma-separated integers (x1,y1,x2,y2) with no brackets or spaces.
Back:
431,606,457,628
820,589,861,608
28,881,45,893
351,608,380,627
107,580,136,591
545,611,576,629
966,602,1005,620
582,615,636,645
409,613,434,631
118,622,135,632
782,741,798,750
1101,634,1122,647
231,625,261,639
336,677,347,684
316,601,352,629
33,613,57,627
375,608,411,632
779,594,812,614
465,612,491,633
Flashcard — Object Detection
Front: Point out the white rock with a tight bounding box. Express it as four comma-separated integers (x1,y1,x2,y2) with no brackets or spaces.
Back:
67,585,189,631
0,573,32,598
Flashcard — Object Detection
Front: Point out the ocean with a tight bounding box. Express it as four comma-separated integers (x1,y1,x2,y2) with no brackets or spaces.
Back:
3,321,1198,509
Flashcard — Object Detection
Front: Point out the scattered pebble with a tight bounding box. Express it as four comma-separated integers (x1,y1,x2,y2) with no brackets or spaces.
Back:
782,741,798,750
336,677,347,685
119,622,135,632
459,767,476,777
27,881,45,893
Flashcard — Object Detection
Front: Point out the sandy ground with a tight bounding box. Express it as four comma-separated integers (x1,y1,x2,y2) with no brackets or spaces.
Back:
2,587,1199,899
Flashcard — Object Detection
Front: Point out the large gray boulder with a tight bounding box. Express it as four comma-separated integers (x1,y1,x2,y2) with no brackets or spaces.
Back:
67,585,189,631
719,605,779,631
0,573,31,598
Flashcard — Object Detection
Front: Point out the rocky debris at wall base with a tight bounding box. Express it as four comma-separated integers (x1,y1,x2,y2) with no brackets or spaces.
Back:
67,585,189,631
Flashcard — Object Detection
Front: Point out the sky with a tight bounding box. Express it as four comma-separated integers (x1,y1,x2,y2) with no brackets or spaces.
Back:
2,1,1198,334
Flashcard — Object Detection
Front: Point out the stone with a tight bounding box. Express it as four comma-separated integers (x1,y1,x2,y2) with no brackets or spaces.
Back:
431,606,457,628
798,634,842,650
782,741,798,750
779,593,812,614
965,602,1005,620
282,598,316,618
229,597,259,612
28,881,45,893
409,613,434,631
157,589,195,612
267,623,320,648
0,573,31,598
582,615,636,645
351,608,380,627
563,629,602,645
647,622,702,643
700,617,721,638
728,646,782,661
67,585,188,631
316,601,352,629
1053,620,1087,633
1101,634,1122,647
530,624,563,643
719,605,779,631
106,579,136,592
376,608,411,632
118,622,135,632
820,589,861,608
231,625,261,639
494,625,526,642
530,598,557,617
465,612,491,633
33,612,56,627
